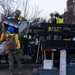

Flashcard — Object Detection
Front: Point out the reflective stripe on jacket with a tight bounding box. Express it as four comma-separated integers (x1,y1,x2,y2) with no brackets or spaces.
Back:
15,34,21,49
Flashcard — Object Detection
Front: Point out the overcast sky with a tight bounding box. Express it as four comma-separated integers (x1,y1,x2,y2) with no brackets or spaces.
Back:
30,0,67,20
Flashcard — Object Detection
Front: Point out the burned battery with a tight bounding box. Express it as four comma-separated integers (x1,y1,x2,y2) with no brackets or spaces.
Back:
3,17,27,33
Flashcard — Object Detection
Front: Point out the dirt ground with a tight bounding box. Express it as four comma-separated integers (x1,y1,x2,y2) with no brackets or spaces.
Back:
0,64,42,75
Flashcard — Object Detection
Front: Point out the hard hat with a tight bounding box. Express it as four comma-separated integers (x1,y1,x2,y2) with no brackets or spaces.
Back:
54,11,59,17
50,13,53,16
7,26,14,32
15,10,21,15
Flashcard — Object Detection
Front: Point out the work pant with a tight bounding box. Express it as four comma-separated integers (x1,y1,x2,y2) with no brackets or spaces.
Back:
8,49,22,73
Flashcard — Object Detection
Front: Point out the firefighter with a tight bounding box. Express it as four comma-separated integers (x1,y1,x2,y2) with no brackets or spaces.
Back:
48,13,55,40
13,10,22,20
48,13,55,31
0,10,22,42
53,12,64,40
5,26,22,75
48,13,54,23
13,9,27,21
53,11,64,23
14,9,26,52
53,12,64,24
23,34,32,55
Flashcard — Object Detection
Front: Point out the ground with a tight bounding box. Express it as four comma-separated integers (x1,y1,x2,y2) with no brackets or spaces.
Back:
0,64,42,75
0,63,75,75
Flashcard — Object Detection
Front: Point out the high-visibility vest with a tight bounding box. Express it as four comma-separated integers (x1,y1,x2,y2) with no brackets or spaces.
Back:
23,35,32,39
56,17,64,29
17,16,22,20
56,17,63,24
48,18,54,31
56,17,59,23
15,34,21,49
23,35,27,38
28,35,32,39
6,32,21,49
48,26,52,31
48,18,52,23
13,16,22,21
58,18,64,24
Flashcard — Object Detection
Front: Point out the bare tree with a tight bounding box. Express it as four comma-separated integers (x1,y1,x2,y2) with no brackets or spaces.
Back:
29,4,43,21
0,0,43,22
22,0,30,18
21,0,43,21
0,0,20,17
63,0,75,24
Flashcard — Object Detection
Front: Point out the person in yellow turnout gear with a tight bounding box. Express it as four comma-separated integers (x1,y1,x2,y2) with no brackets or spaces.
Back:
53,12,64,24
48,13,55,40
5,26,22,75
13,10,22,21
53,12,64,40
48,13,55,31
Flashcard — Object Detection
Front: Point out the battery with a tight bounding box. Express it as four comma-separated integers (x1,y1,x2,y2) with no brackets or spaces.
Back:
3,17,27,33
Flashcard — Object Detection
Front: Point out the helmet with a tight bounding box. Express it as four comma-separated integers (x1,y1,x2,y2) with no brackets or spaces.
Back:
15,10,21,15
54,11,59,17
7,26,14,32
50,13,53,16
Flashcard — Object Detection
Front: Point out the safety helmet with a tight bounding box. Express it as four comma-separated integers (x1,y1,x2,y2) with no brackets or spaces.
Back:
15,10,21,15
54,11,59,17
50,13,53,16
7,26,14,32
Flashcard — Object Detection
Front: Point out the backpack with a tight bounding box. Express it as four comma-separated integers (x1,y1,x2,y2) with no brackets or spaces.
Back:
5,34,16,51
